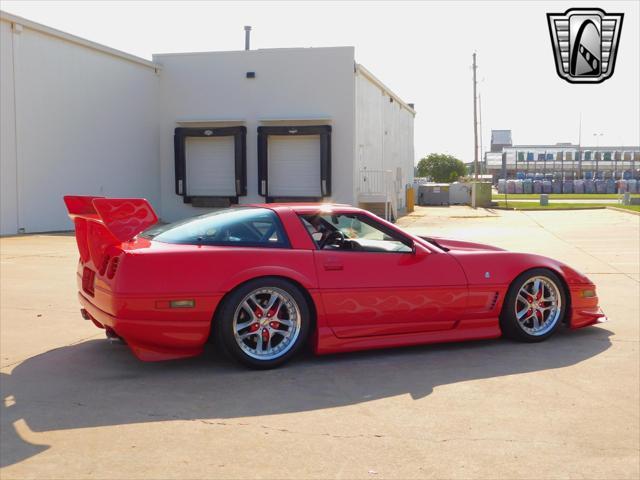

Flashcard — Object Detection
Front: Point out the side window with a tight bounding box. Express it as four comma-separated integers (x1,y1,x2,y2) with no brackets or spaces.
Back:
144,208,289,248
300,213,412,253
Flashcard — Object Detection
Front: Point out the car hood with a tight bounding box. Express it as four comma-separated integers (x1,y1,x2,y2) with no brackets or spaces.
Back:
419,236,594,287
420,236,506,252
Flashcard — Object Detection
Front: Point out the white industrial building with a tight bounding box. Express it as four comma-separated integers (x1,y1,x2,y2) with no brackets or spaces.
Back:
484,130,640,180
0,11,415,235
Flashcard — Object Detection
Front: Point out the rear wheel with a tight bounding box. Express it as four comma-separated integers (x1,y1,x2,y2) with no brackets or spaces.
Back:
500,268,566,342
218,278,310,369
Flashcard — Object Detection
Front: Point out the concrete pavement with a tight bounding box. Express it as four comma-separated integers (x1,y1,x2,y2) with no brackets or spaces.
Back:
1,207,638,479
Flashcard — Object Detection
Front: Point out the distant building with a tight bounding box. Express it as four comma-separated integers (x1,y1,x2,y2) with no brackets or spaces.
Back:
485,130,639,181
490,130,512,153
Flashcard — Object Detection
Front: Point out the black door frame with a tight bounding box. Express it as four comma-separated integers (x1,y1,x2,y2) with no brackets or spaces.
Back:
174,126,247,207
257,125,331,203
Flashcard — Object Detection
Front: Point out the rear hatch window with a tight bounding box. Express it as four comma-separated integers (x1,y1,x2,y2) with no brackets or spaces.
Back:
141,207,290,248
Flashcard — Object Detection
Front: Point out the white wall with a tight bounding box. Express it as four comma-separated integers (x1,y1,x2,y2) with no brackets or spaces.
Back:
1,20,18,234
154,47,356,222
355,68,415,209
0,16,160,234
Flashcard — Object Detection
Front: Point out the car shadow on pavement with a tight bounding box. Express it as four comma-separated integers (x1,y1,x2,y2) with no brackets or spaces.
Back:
1,326,612,467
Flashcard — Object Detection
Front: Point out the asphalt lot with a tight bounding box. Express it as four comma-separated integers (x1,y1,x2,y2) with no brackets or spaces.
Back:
1,207,638,479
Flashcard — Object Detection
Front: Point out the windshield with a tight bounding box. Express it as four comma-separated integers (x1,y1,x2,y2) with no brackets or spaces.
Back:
141,207,289,248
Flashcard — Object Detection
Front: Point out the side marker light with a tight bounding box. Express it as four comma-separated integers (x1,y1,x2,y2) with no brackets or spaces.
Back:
169,299,195,309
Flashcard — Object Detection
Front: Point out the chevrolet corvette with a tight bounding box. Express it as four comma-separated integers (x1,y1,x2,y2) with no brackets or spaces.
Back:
64,196,606,368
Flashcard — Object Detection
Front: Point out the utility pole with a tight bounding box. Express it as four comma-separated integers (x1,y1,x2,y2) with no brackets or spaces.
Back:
472,53,479,180
472,52,479,208
479,92,483,174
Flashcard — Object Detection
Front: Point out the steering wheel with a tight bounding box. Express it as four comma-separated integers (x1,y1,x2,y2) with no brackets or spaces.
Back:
320,230,346,249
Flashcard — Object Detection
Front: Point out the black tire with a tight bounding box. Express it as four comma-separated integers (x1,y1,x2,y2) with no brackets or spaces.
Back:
217,277,311,369
500,268,567,342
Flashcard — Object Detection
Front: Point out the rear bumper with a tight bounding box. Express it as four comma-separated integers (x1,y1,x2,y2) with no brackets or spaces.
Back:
78,292,211,361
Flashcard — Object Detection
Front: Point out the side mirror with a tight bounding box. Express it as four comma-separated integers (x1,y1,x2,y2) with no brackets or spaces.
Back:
412,241,430,257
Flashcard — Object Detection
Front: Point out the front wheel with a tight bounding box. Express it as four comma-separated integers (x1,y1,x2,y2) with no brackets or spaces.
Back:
500,268,567,342
218,278,310,369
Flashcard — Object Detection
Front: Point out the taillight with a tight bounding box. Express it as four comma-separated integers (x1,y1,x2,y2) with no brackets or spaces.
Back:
107,257,119,279
82,267,95,296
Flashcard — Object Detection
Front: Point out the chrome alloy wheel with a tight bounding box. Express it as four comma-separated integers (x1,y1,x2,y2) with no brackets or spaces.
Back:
515,276,562,336
232,287,301,361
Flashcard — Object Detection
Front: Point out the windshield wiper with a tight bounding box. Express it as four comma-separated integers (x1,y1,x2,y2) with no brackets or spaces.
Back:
422,237,449,252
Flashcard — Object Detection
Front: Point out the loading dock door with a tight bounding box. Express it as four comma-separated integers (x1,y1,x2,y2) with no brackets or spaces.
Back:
174,126,247,206
268,135,322,198
186,137,236,196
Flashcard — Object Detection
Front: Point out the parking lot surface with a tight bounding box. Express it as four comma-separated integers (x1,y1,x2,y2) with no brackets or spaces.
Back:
1,207,638,479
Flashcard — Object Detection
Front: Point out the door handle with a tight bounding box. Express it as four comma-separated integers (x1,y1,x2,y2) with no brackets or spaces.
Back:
323,262,343,271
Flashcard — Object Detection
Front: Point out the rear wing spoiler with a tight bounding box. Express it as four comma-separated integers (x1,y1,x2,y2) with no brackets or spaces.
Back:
64,196,158,264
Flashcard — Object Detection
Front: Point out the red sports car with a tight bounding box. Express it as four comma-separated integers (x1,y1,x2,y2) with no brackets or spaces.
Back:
64,196,606,369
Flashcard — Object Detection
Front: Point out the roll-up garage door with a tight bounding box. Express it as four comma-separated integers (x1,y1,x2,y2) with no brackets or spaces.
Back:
185,137,236,196
267,135,322,197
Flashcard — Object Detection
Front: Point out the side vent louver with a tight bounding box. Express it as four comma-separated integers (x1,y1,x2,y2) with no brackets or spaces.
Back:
489,292,499,310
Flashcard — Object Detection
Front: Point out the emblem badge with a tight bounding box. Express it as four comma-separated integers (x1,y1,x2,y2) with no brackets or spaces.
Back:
547,8,624,84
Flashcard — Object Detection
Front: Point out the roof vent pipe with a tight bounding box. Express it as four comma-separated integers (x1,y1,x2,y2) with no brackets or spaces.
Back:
244,26,252,50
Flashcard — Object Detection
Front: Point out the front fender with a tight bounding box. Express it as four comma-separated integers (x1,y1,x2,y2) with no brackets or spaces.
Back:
452,251,592,287
452,251,603,328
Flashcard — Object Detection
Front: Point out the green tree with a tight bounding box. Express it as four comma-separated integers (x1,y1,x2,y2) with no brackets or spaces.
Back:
416,153,467,182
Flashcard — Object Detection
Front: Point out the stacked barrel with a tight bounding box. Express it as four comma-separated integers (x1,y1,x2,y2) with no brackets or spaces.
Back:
497,178,638,195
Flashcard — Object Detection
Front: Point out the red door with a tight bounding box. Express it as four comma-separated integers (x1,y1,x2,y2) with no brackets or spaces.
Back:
313,248,468,338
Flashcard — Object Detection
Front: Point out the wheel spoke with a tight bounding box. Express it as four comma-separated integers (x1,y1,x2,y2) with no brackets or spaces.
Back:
263,293,279,313
533,279,542,299
276,317,294,327
531,314,540,330
240,301,257,320
521,313,534,327
249,294,264,312
236,316,255,332
236,321,253,332
238,330,257,340
516,306,530,319
274,302,285,319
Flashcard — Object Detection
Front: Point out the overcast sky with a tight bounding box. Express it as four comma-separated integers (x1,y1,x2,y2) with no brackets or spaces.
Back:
3,0,639,163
